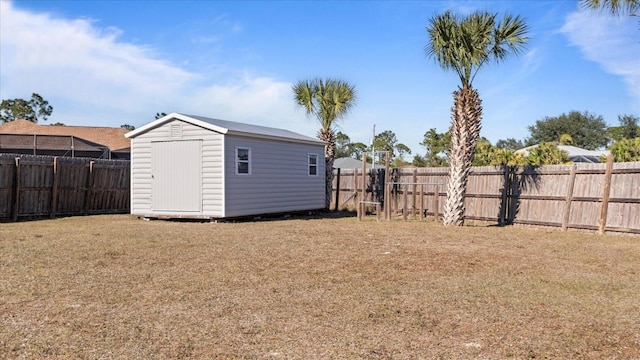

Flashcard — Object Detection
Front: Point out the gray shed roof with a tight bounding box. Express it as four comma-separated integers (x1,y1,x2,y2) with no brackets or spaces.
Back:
126,113,325,146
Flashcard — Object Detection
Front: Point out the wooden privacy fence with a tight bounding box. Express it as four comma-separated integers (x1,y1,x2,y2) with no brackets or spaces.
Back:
0,154,130,221
332,157,640,234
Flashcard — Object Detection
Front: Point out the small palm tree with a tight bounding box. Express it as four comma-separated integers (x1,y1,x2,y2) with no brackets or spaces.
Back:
524,143,571,165
293,78,356,209
426,11,529,226
559,133,574,145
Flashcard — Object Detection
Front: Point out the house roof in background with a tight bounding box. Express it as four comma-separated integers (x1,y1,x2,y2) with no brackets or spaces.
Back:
515,144,609,157
126,113,325,146
0,119,130,150
332,157,387,169
334,157,367,169
516,144,610,163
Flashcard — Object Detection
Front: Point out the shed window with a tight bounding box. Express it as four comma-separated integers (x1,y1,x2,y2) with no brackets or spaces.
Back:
308,154,318,176
236,147,251,175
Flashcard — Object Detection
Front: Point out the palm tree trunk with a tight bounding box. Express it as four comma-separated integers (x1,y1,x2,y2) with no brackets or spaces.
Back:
318,128,336,210
443,86,482,226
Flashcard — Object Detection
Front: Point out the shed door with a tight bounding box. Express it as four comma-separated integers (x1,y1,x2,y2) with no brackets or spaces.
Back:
151,140,202,212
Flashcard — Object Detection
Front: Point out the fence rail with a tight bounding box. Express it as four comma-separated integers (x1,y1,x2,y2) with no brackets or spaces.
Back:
0,154,130,221
332,158,640,234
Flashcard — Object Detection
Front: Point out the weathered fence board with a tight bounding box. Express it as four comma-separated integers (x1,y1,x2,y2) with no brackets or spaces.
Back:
332,160,640,234
0,154,130,220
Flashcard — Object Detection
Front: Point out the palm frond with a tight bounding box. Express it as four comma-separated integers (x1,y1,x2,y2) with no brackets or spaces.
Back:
426,10,530,87
580,0,640,16
293,78,356,131
292,79,316,116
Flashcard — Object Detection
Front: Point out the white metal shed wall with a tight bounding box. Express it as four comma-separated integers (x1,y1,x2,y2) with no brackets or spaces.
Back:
223,134,325,217
129,120,224,217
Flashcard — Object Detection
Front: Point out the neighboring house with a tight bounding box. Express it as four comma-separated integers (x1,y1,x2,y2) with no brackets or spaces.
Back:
0,119,130,159
125,113,326,219
333,157,386,170
515,144,610,163
333,157,370,170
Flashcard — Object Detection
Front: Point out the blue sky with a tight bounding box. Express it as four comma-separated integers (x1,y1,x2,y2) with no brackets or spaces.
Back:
1,0,638,156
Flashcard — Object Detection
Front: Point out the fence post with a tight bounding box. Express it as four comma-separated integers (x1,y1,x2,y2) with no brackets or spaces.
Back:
508,167,518,224
12,157,21,222
50,157,60,218
84,161,95,216
393,170,399,217
334,167,341,211
384,152,390,220
412,169,417,217
419,185,424,220
352,168,359,210
562,164,577,231
360,154,367,218
599,155,614,234
434,185,439,222
499,166,509,226
403,184,408,221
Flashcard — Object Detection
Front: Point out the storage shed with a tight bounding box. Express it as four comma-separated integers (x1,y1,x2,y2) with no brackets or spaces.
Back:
125,113,326,219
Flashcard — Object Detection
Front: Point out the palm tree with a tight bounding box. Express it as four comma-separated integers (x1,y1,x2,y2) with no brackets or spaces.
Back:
426,11,529,226
580,0,639,15
293,78,356,209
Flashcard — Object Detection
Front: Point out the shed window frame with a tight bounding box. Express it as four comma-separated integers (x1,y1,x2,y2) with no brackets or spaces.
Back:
235,147,252,175
308,153,319,176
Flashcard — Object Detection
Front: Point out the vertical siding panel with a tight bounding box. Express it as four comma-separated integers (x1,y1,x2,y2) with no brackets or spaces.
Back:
224,135,325,217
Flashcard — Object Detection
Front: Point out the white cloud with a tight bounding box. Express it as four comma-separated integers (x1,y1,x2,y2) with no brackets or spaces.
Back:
180,75,318,137
0,2,195,110
560,9,640,102
0,1,316,136
523,47,542,74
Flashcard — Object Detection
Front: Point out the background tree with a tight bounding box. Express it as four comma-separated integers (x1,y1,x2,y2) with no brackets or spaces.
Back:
411,155,429,167
395,143,412,161
472,138,495,166
523,142,571,166
426,10,529,225
350,142,368,160
155,112,167,120
334,131,353,158
372,130,398,159
372,130,412,163
580,0,639,15
293,78,356,209
495,137,525,150
420,128,450,167
472,138,523,166
526,111,609,150
492,148,523,166
0,93,53,123
121,124,135,131
558,133,574,145
607,114,639,143
608,137,640,162
618,114,639,139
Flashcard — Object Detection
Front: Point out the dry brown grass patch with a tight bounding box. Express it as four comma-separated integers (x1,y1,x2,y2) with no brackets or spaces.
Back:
1,215,639,359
